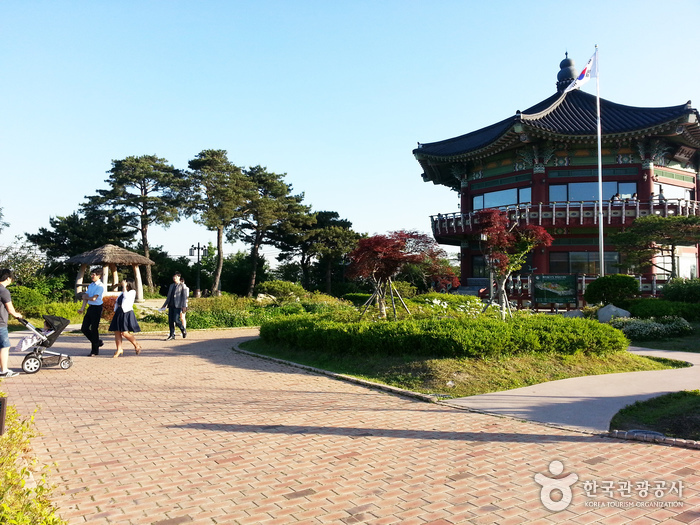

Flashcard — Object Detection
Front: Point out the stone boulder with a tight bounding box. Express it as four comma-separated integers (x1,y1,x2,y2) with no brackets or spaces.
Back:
256,293,277,305
597,304,631,324
562,310,584,318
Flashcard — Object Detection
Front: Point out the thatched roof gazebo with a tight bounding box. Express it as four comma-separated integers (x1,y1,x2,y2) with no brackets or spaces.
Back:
66,244,154,303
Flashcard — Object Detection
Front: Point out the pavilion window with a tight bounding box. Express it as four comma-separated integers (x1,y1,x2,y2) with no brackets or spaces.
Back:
519,187,531,204
549,252,569,273
548,182,637,202
656,183,692,201
472,187,531,210
550,251,619,275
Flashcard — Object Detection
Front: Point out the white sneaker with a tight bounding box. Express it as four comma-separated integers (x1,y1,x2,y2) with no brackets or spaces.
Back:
0,370,19,378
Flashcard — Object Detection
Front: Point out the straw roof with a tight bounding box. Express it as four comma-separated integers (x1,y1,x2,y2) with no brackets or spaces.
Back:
66,244,154,266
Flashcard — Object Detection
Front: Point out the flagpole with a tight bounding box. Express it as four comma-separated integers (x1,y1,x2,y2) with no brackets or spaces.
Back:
595,45,604,277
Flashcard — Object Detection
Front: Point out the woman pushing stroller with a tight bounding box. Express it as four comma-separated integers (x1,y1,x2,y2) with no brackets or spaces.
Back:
109,278,142,358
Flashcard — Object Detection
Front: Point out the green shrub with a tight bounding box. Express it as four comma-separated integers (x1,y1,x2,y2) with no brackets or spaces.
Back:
188,295,256,312
21,275,69,303
626,298,700,322
662,278,700,303
300,293,356,316
342,293,372,307
584,274,639,305
259,314,628,359
7,286,46,317
185,310,255,329
0,397,66,525
142,289,165,300
610,316,695,340
255,280,307,300
39,302,81,323
390,280,418,299
409,293,486,318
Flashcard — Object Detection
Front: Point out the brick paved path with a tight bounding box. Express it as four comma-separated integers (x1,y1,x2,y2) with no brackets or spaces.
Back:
2,328,699,524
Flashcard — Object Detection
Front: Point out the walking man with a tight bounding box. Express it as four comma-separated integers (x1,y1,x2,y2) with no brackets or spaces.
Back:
78,268,105,356
161,272,189,341
0,269,23,377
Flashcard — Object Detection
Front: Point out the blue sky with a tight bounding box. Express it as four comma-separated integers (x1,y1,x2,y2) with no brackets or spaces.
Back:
2,0,699,263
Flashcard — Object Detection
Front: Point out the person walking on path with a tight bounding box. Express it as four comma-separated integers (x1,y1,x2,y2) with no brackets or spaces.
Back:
0,269,23,377
109,278,142,358
78,268,105,356
161,272,188,341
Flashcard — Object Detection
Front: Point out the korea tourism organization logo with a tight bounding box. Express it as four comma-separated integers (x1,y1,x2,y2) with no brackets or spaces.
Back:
534,460,685,512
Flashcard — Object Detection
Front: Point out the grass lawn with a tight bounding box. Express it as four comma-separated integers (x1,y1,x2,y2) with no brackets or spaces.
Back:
609,390,700,441
239,339,688,398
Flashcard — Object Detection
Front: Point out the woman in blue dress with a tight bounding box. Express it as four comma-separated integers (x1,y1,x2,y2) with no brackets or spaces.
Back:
109,278,142,358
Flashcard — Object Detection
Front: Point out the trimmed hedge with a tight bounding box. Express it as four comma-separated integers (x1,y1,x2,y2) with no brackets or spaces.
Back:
259,314,628,359
626,298,700,322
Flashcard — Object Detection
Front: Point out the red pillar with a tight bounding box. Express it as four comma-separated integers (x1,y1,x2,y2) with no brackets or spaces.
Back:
460,244,472,282
640,161,655,200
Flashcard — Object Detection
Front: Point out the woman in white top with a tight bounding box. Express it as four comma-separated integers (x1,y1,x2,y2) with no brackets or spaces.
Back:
108,279,142,358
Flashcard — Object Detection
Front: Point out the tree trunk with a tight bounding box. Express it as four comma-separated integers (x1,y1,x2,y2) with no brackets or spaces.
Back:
141,224,154,292
246,238,261,297
496,276,510,321
670,243,677,278
376,279,387,319
212,225,224,296
300,253,311,290
324,259,333,295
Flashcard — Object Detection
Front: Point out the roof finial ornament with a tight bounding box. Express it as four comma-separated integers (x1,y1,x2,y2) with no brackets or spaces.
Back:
556,52,576,93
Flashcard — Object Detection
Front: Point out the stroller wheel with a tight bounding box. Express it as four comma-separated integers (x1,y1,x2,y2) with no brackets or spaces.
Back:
59,357,73,370
22,354,42,374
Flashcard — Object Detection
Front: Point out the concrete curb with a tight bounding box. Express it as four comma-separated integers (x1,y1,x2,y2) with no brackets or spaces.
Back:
608,429,700,449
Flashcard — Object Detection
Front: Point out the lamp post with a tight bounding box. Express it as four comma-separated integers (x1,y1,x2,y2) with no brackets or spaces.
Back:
189,243,208,298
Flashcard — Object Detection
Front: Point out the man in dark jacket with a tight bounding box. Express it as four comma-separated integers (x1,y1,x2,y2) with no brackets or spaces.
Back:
161,272,189,341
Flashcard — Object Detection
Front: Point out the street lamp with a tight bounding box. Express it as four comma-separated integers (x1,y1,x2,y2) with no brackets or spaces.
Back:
189,243,208,298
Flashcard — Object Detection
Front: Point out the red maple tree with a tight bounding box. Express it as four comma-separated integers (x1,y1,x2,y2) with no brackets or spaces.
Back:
473,209,553,319
347,230,458,317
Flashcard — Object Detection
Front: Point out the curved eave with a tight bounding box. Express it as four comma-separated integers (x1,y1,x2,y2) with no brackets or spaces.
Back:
415,127,523,163
415,118,698,164
415,91,700,163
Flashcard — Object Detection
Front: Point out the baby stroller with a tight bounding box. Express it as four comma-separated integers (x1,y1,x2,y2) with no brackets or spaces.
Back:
17,315,73,374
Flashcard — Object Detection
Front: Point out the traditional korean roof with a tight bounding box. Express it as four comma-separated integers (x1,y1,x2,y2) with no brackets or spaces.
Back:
414,90,700,163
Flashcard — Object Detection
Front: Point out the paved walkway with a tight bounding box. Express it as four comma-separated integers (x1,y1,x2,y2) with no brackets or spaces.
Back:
447,347,700,433
1,328,699,524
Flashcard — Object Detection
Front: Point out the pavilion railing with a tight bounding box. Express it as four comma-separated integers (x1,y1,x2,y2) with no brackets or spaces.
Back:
431,199,700,236
476,273,669,310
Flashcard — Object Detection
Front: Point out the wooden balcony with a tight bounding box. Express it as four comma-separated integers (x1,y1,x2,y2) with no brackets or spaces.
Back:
431,199,700,237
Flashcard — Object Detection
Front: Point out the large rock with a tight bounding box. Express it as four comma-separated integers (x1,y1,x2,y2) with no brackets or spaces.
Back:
562,309,584,318
597,304,631,323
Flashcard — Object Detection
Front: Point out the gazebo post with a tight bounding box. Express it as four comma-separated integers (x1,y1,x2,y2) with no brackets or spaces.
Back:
110,264,119,292
75,263,88,298
133,264,145,303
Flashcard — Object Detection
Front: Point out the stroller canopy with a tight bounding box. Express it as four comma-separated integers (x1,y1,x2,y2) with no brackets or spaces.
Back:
40,315,71,348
